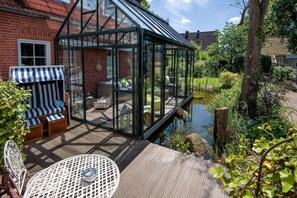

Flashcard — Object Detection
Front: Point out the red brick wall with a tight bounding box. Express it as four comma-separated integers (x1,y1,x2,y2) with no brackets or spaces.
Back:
84,49,107,96
0,11,62,79
119,50,132,79
21,0,73,18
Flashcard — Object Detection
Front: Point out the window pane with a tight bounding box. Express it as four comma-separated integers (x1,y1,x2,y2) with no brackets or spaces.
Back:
35,58,46,65
35,44,46,56
83,0,96,10
21,43,33,56
21,58,34,66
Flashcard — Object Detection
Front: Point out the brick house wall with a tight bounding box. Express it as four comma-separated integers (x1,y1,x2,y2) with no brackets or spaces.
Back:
84,49,107,96
0,10,62,79
0,0,74,79
119,50,132,78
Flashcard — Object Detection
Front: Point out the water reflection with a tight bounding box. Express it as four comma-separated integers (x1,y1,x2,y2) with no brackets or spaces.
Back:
149,95,214,160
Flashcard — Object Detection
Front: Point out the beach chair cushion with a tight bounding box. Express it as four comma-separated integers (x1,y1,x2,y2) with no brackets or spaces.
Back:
23,81,65,119
25,117,41,127
46,113,65,122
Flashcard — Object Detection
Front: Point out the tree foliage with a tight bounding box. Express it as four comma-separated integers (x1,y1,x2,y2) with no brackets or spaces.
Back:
0,80,30,171
267,0,297,53
141,0,150,9
208,22,247,73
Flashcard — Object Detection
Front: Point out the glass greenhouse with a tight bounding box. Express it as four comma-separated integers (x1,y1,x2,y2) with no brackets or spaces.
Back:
55,0,194,138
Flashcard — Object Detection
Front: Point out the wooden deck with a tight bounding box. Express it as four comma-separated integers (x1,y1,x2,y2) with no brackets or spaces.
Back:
24,121,228,198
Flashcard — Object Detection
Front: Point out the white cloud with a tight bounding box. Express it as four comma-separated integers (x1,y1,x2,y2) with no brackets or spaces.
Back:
147,0,153,2
229,16,241,24
166,0,208,8
182,0,192,4
182,17,191,24
158,0,208,32
194,0,208,6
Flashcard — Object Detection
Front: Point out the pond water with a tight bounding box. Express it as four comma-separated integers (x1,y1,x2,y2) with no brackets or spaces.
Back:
149,92,215,160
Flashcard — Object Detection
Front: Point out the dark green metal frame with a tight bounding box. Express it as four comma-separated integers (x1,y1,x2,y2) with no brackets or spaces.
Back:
55,0,194,138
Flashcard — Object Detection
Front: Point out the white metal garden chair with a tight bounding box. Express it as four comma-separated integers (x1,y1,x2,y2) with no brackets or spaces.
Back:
3,140,37,196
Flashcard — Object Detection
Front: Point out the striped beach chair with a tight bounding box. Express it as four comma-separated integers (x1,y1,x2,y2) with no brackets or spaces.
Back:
23,83,39,119
10,66,66,119
38,81,65,116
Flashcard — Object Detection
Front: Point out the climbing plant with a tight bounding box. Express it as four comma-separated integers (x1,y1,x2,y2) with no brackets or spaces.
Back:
211,127,297,197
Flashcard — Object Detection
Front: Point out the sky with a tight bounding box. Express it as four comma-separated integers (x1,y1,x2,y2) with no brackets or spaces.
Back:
148,0,243,33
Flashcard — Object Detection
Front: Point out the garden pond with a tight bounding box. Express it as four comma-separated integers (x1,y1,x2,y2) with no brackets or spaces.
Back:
149,92,215,160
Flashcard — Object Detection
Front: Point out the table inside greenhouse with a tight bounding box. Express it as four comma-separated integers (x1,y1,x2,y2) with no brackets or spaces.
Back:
24,154,120,198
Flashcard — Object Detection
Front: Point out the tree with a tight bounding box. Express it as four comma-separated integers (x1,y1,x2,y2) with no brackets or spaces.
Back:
207,22,248,73
219,23,247,66
141,0,150,9
267,0,297,53
239,0,270,117
190,41,202,62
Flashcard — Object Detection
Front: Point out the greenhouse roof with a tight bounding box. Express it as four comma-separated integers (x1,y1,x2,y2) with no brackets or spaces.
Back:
56,0,193,49
114,0,193,48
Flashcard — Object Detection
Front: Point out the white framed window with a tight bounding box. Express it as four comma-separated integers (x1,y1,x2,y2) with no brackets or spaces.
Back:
288,58,297,67
18,39,51,66
276,57,283,65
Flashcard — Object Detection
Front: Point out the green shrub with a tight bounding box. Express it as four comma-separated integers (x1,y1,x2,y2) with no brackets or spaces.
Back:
194,60,207,78
249,82,294,139
272,66,296,81
167,132,189,153
0,80,30,171
211,132,297,198
219,70,240,89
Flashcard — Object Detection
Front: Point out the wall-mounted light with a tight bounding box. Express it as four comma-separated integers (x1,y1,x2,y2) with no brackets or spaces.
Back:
96,58,102,71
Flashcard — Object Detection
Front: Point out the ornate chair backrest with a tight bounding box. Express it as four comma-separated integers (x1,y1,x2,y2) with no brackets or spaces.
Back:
3,140,29,195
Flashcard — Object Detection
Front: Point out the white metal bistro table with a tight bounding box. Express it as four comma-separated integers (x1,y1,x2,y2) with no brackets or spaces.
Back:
24,154,120,198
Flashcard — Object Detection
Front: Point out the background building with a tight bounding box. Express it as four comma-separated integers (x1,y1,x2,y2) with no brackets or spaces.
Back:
180,30,217,51
262,37,297,66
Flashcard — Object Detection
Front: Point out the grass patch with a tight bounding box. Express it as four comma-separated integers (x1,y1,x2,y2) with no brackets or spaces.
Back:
194,78,220,92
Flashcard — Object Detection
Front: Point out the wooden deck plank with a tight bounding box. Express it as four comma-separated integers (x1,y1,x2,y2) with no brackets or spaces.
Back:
114,143,160,182
161,154,194,198
186,158,209,198
114,144,163,198
23,121,228,198
119,145,172,198
174,157,196,198
134,150,175,198
198,162,217,198
147,152,189,198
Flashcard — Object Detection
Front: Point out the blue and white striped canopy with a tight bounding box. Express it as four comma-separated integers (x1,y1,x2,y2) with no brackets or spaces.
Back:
10,66,65,83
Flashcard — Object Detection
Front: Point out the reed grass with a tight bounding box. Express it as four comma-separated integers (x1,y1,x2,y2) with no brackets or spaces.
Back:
193,78,220,92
